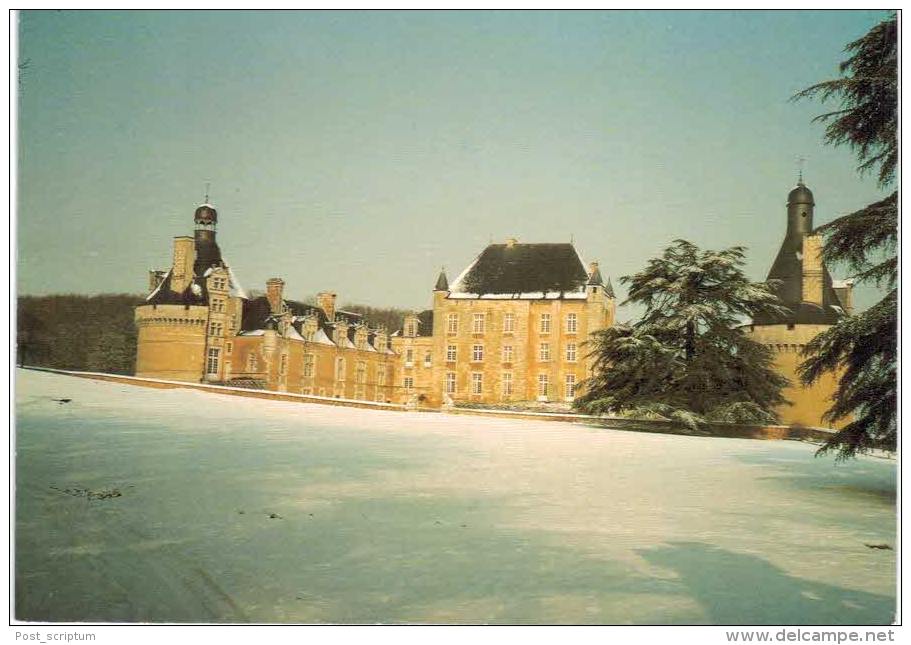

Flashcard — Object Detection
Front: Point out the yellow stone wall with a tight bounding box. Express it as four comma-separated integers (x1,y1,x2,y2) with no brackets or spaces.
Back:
746,323,846,429
134,304,209,381
427,286,615,406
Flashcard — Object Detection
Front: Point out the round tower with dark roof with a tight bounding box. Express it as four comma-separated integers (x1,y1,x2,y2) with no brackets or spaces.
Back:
745,180,853,429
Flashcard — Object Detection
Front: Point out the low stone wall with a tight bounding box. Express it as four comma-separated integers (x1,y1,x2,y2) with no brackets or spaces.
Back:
447,406,835,443
19,367,834,443
20,367,409,412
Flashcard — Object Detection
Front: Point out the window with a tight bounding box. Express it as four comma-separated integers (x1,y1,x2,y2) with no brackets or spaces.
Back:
539,343,551,361
471,373,483,395
336,357,346,381
377,370,386,387
540,313,552,333
472,313,485,333
357,362,367,383
502,372,513,396
208,322,223,337
211,298,225,313
406,321,416,337
406,348,414,364
279,354,288,376
502,345,514,363
404,376,414,391
538,373,549,397
565,374,576,400
247,353,258,371
303,353,315,378
212,277,227,291
446,345,457,362
566,313,578,333
206,348,220,375
424,351,432,366
445,372,456,394
472,344,484,362
503,313,515,333
225,342,233,355
566,343,577,362
447,313,459,334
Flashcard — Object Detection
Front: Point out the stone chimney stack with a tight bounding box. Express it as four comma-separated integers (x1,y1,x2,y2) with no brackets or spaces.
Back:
801,235,824,306
589,261,599,275
171,236,195,293
266,278,285,315
505,237,518,248
317,292,337,321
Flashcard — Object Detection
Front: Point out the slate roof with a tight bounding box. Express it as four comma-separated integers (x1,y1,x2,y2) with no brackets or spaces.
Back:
449,243,591,299
145,270,209,307
753,232,844,326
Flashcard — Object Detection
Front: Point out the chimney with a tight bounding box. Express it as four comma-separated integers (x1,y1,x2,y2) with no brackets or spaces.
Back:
317,292,336,320
171,236,195,293
801,234,824,306
266,278,285,314
589,261,599,275
505,237,518,248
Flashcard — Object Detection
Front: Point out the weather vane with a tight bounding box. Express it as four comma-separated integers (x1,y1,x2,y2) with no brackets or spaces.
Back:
796,156,807,184
204,181,211,204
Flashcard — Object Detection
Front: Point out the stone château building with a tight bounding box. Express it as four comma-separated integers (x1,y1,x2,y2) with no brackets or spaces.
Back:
746,180,854,428
135,203,615,407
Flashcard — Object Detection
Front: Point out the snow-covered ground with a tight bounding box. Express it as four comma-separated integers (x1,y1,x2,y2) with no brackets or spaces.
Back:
14,369,896,624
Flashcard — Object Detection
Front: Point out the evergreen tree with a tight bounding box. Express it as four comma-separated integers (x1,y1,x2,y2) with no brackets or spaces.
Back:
575,240,790,428
793,14,897,459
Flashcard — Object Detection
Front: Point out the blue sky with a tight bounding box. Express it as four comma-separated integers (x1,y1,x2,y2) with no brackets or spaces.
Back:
17,10,891,317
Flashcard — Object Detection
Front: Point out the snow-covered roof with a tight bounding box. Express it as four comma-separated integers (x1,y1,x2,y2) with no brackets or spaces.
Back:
312,328,335,346
145,269,172,301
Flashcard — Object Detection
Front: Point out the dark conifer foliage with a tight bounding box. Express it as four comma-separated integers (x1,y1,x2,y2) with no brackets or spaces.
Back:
575,240,790,427
16,294,145,374
794,13,897,459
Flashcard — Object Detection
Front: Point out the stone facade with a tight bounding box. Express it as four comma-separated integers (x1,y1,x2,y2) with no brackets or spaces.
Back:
134,204,615,409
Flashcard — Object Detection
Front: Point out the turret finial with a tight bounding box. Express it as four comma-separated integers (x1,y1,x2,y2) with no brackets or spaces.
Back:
204,181,210,204
796,155,807,185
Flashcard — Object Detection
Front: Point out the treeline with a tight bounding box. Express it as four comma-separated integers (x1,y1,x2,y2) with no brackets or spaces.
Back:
17,294,145,374
16,294,413,375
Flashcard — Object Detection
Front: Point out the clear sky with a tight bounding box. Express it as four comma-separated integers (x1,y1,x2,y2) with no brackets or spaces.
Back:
16,9,891,319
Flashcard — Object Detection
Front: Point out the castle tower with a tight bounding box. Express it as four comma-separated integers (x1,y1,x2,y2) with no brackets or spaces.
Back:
193,202,223,276
747,180,853,428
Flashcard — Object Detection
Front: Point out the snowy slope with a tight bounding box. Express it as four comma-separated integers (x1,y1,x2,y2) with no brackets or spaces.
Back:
14,369,896,624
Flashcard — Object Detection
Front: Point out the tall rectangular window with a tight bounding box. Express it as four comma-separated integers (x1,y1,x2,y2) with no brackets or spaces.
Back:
405,348,414,364
538,373,549,397
471,372,483,395
247,353,258,371
503,313,515,332
212,298,225,313
206,348,220,375
209,322,223,337
447,313,459,334
303,353,315,378
279,353,288,375
472,344,484,362
502,372,513,396
445,372,456,394
424,351,432,366
539,343,551,361
502,345,514,363
404,376,414,391
446,345,457,362
566,312,578,333
336,357,346,381
472,313,485,333
356,361,367,383
540,313,552,333
566,343,577,362
565,374,576,400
